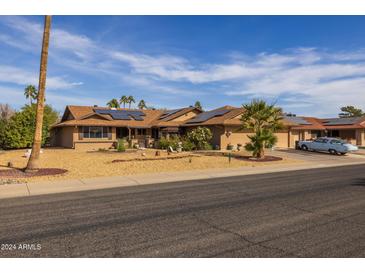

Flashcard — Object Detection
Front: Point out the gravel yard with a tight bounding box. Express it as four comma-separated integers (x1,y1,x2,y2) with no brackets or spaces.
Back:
0,148,302,182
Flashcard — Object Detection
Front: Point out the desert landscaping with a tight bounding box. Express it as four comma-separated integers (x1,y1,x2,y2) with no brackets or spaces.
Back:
0,148,302,183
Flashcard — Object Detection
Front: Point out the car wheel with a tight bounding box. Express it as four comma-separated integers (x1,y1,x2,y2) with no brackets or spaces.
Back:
329,149,337,155
340,152,347,155
301,145,308,151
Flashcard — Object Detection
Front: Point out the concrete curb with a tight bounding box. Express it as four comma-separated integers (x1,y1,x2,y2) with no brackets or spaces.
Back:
1,161,365,199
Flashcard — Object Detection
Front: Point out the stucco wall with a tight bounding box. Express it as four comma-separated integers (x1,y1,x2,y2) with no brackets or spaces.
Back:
220,126,290,149
289,130,300,148
356,129,365,146
275,131,290,148
221,126,289,149
56,126,75,148
220,126,251,150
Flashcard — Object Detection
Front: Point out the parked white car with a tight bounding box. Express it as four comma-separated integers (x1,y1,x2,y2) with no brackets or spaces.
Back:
298,137,358,155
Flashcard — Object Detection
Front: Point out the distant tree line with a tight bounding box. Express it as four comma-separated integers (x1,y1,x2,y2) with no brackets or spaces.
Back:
107,96,204,111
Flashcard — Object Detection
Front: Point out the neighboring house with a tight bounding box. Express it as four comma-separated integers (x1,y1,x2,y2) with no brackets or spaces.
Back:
50,105,365,150
288,116,365,146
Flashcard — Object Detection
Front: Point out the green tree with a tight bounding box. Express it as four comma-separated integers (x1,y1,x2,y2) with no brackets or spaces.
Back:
194,101,203,111
107,98,120,108
24,85,38,105
241,99,283,159
0,119,6,148
0,104,14,148
138,99,147,109
127,95,135,109
339,106,363,118
186,126,213,150
120,95,128,108
4,104,58,149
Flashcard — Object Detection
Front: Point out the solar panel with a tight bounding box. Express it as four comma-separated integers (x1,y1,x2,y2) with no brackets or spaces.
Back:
94,109,145,121
111,113,131,120
283,116,312,125
322,117,361,125
95,109,114,115
159,108,183,120
187,109,230,123
129,114,144,121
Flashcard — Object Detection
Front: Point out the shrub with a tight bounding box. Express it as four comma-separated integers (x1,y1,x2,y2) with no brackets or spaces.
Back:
186,127,213,150
181,138,195,151
3,104,59,149
117,139,126,152
156,136,180,150
156,136,170,149
203,143,213,150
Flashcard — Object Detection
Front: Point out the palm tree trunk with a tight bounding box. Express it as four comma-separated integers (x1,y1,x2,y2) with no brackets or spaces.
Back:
25,15,52,172
257,148,265,159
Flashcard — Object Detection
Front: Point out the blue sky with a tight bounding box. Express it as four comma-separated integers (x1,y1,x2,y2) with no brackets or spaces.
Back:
1,16,365,117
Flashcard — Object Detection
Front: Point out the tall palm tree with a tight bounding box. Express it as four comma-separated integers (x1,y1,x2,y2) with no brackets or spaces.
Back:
107,99,120,108
120,95,128,108
138,99,147,109
24,85,38,105
25,15,52,172
127,95,135,109
240,99,283,159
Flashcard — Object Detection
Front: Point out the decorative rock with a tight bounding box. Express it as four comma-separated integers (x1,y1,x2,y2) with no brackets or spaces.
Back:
155,151,161,156
7,161,13,168
141,152,146,157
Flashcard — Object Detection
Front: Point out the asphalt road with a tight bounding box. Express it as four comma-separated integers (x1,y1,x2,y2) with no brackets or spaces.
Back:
0,164,364,258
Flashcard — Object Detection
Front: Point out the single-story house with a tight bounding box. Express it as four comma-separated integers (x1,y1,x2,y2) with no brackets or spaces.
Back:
50,105,202,150
50,105,365,150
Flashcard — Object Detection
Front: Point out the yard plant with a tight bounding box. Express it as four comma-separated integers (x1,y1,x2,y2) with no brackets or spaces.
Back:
241,99,283,159
186,126,213,150
2,104,58,149
117,138,126,152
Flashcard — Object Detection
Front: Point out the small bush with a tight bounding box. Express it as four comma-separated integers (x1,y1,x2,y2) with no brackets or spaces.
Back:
117,139,126,152
181,138,195,151
156,136,180,150
203,143,213,150
156,136,170,149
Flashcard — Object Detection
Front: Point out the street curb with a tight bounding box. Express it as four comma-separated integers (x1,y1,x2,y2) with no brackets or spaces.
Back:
1,161,365,200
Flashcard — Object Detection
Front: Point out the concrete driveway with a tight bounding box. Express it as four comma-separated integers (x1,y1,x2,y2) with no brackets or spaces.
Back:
271,148,365,165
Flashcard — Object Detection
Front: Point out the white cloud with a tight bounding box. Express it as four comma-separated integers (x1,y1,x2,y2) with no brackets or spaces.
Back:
0,85,104,111
1,16,365,116
0,65,83,89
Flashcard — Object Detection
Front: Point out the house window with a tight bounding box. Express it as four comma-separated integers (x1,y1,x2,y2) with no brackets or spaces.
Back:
81,126,109,139
82,126,90,138
90,127,102,138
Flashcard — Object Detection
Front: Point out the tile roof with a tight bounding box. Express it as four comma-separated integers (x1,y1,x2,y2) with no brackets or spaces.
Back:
53,105,200,128
53,105,365,130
